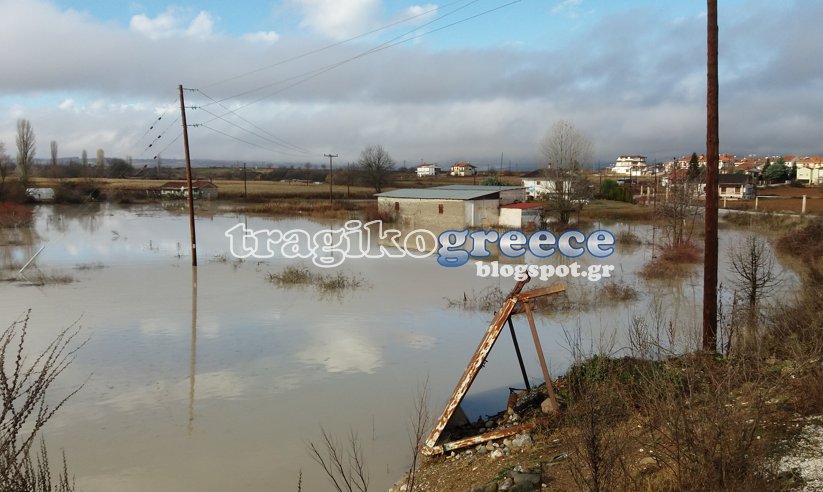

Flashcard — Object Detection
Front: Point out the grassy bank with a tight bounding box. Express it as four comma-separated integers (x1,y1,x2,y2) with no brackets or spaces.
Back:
409,220,823,492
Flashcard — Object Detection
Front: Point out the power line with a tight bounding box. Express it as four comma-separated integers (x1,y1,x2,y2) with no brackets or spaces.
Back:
201,0,487,107
152,131,183,159
200,0,475,91
137,116,180,159
194,89,314,155
198,124,314,159
198,0,519,123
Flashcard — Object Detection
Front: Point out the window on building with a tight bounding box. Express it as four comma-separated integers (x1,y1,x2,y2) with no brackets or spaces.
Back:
394,201,400,211
438,204,444,214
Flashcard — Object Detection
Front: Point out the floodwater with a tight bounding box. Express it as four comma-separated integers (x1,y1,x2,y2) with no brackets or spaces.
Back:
0,204,794,491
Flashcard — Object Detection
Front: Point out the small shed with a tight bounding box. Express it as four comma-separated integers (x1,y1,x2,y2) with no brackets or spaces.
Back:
158,180,218,199
499,202,543,228
25,188,55,202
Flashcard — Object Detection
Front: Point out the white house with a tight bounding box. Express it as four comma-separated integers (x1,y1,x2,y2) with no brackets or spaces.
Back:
718,174,754,200
499,202,542,228
611,155,647,175
796,157,823,185
416,163,440,177
25,188,55,202
450,162,477,176
521,170,575,199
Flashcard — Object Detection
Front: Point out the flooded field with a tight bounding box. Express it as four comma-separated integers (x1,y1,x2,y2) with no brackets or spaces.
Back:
0,204,794,491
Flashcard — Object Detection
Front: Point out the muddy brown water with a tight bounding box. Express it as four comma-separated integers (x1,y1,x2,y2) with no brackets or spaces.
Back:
0,204,793,491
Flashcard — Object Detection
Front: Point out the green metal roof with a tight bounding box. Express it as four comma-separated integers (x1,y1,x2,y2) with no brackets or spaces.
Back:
432,185,524,192
374,184,525,200
375,188,503,200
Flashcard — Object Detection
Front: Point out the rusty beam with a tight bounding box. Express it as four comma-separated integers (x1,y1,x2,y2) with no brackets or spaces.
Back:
422,280,566,456
428,422,535,455
422,296,519,455
523,301,559,413
515,283,566,301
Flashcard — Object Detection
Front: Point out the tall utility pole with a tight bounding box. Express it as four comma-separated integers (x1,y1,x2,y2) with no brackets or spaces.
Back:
243,162,247,199
324,153,338,204
703,0,719,352
178,84,197,267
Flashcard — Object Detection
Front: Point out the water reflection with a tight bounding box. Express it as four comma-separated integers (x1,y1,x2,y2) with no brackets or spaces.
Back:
188,266,197,436
0,204,800,492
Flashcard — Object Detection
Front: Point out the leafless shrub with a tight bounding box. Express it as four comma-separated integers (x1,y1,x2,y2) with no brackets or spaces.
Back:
563,379,631,492
405,378,430,491
0,311,85,491
308,428,369,492
636,355,769,491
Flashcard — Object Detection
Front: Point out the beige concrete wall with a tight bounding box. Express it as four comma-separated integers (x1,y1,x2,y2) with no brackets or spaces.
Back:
378,197,467,231
465,199,500,227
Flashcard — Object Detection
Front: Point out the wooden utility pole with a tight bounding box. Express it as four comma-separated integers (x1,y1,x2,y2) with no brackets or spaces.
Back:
324,153,337,204
178,84,197,267
703,0,719,351
243,162,247,199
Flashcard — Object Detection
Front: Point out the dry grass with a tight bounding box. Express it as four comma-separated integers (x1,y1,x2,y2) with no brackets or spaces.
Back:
580,200,656,222
0,203,34,228
233,200,362,219
267,265,365,293
596,281,639,303
639,243,702,280
616,230,643,245
775,218,823,264
29,177,377,200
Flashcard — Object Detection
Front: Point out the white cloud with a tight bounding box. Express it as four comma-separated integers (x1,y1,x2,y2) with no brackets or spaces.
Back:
291,0,381,39
396,3,438,23
129,8,214,40
243,30,281,44
129,10,179,39
185,11,215,39
551,0,582,15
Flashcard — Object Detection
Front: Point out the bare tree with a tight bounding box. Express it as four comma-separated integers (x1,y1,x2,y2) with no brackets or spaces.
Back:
50,140,58,178
95,148,105,176
308,428,369,492
15,119,36,185
539,120,594,225
50,141,58,167
0,141,10,189
405,378,430,491
358,145,394,193
728,234,781,313
657,178,701,248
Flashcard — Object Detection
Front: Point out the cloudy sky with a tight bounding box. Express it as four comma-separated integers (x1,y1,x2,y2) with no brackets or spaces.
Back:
0,0,820,168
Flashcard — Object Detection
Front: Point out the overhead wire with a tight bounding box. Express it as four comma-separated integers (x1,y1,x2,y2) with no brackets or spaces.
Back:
195,0,521,126
194,89,314,155
198,124,311,159
199,0,476,91
201,0,486,107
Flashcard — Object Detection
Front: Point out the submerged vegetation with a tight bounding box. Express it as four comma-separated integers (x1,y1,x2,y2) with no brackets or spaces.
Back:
267,265,365,293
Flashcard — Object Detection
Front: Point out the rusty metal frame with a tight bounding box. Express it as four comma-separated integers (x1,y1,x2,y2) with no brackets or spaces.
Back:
422,280,565,456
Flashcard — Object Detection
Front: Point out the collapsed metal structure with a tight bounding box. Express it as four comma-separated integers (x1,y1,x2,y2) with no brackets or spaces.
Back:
422,278,565,456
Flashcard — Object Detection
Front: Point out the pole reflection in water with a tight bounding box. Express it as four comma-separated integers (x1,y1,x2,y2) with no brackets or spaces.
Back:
188,266,198,436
